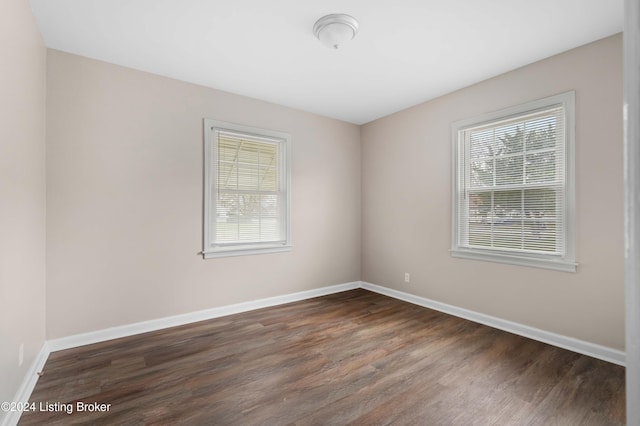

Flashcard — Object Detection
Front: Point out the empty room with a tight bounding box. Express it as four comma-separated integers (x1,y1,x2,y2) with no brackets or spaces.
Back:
2,0,637,425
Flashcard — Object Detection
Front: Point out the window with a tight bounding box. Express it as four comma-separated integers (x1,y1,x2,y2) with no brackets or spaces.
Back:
451,92,576,272
203,119,291,258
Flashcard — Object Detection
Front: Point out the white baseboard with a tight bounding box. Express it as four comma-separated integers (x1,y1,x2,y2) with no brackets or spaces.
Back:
1,343,50,426
47,281,360,353
41,279,628,365
360,281,626,366
5,279,625,426
50,279,621,366
4,281,360,426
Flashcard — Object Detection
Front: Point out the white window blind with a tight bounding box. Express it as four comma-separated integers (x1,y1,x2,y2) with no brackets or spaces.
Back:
451,92,575,271
203,120,291,258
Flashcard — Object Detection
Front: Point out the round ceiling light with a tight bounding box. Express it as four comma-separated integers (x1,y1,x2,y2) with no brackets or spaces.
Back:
313,14,359,50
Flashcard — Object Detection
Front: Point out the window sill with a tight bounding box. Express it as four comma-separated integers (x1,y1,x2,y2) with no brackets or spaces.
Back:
450,248,577,272
203,245,292,259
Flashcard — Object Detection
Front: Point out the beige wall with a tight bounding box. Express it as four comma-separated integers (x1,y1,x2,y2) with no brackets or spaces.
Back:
2,10,622,382
361,34,624,350
45,50,361,338
0,0,47,409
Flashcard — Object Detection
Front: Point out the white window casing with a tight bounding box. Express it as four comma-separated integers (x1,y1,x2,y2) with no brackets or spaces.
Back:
451,91,576,272
203,119,292,258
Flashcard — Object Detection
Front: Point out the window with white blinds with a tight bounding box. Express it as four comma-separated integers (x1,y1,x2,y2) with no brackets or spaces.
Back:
451,92,576,272
203,119,291,258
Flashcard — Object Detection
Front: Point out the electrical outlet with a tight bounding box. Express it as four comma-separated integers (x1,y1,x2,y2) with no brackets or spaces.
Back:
404,272,410,283
18,343,24,367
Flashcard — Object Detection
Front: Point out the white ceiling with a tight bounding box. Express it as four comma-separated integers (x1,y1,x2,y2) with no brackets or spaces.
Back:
29,0,623,125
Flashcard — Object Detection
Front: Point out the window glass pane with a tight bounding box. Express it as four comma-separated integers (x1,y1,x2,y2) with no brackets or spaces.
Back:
470,160,494,187
470,129,495,159
237,165,260,190
259,142,278,191
261,166,277,191
526,115,557,151
525,151,557,184
239,221,259,241
260,194,279,218
218,137,279,191
468,191,491,246
495,124,524,154
465,189,560,253
469,192,491,223
216,192,239,243
494,190,523,224
523,188,558,252
218,138,239,161
237,140,262,164
495,155,523,186
469,221,492,247
492,190,523,249
218,137,239,190
260,194,281,241
217,162,237,189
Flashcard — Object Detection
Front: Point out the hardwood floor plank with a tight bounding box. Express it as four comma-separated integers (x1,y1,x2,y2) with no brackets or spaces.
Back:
19,289,624,425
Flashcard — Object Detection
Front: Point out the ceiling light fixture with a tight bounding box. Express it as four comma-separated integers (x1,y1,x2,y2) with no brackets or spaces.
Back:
313,14,359,50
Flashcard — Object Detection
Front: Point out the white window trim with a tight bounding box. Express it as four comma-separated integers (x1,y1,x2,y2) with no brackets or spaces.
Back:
203,119,292,259
450,91,577,272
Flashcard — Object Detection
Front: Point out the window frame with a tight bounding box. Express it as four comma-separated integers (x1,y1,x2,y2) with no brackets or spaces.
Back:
450,91,576,272
203,119,292,259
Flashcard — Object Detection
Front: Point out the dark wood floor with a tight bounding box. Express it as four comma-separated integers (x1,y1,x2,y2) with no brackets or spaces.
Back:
20,289,624,425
